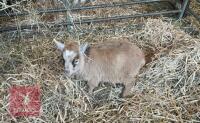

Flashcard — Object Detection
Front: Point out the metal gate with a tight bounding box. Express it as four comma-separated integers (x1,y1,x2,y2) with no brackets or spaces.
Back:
0,0,198,33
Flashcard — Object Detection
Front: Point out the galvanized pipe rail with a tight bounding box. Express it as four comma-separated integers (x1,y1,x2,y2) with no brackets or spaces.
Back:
0,10,181,33
0,0,173,17
0,0,190,33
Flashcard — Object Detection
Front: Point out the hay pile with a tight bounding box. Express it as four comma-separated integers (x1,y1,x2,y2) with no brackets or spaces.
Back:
1,0,200,122
1,18,200,122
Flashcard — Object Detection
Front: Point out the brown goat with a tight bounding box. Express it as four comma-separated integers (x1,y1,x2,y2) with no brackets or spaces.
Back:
55,38,145,97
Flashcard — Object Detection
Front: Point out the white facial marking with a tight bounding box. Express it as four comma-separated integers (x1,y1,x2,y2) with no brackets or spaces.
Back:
63,50,79,76
63,50,75,60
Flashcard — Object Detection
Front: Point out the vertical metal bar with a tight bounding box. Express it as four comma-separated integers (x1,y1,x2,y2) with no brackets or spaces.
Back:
66,12,75,33
61,0,71,8
179,0,189,19
62,0,75,33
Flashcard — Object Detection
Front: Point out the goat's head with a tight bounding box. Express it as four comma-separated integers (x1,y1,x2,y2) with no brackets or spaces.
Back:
54,39,88,77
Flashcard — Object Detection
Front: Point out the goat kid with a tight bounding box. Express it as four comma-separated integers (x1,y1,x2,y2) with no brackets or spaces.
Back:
54,38,145,97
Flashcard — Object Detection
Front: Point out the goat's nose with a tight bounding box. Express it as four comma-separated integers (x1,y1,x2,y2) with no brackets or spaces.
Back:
64,70,70,75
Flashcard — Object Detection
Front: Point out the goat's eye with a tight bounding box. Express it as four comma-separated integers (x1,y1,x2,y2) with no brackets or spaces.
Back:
72,59,79,67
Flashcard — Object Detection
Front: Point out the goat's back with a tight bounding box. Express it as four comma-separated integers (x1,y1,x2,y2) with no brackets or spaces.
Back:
80,38,145,84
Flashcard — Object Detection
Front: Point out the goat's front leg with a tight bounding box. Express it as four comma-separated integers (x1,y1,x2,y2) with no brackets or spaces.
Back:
87,80,99,94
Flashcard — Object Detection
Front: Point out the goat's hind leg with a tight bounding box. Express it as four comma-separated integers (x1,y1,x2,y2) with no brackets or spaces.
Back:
122,82,135,97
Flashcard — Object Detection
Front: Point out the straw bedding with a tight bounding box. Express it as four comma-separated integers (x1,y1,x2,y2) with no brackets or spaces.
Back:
0,0,200,122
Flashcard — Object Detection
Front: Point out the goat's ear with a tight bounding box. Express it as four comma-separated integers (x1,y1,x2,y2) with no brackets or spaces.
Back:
54,39,65,51
79,43,89,54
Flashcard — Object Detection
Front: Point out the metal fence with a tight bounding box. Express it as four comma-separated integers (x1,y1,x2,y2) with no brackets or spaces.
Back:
0,0,198,33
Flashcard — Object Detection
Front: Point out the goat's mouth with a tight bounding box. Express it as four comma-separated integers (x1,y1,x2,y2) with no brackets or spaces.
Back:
64,71,76,79
64,71,71,76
